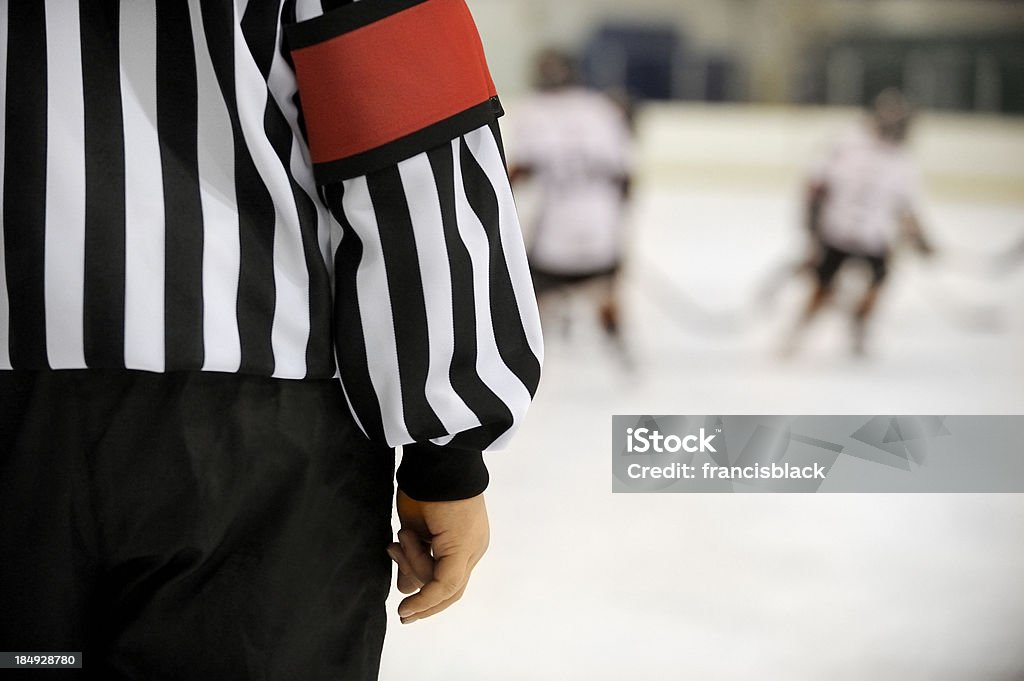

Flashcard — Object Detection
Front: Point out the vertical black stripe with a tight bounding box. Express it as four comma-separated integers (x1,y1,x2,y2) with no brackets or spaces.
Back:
3,0,49,367
294,177,333,377
321,0,356,12
244,4,333,378
324,184,386,442
488,119,509,170
427,143,513,448
201,1,276,375
366,166,446,440
80,0,127,368
240,0,279,78
459,137,541,396
157,1,204,370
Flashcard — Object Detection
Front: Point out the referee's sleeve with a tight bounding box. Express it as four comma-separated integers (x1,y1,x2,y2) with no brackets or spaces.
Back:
285,0,543,501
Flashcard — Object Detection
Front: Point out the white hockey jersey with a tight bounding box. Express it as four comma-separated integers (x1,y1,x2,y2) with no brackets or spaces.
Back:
511,87,632,274
812,122,923,256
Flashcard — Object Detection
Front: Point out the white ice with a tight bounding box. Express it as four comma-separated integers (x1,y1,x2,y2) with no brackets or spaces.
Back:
379,107,1024,681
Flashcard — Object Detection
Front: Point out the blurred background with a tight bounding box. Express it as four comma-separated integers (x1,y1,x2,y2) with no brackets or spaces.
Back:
382,1,1024,679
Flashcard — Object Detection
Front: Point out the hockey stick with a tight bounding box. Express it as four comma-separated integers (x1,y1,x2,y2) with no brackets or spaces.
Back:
927,238,1024,280
911,254,1011,332
627,255,748,335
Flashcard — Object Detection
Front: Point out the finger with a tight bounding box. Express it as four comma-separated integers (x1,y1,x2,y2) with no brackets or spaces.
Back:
397,555,468,619
397,528,434,583
395,553,422,595
400,585,467,624
386,544,424,594
397,571,420,595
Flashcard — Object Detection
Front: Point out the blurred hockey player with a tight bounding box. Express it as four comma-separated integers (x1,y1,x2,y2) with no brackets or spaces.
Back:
785,88,934,356
509,49,634,355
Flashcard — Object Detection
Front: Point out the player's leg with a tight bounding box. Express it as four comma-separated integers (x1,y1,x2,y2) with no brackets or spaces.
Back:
530,267,574,339
804,246,846,320
593,268,637,370
851,253,890,356
598,293,619,337
596,268,622,338
782,245,846,355
758,235,824,307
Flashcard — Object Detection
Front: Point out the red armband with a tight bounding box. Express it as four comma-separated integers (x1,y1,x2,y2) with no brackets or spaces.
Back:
285,0,502,184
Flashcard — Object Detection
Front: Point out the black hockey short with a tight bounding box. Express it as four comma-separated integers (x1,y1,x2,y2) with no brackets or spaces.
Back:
530,263,621,296
0,370,395,681
815,244,889,288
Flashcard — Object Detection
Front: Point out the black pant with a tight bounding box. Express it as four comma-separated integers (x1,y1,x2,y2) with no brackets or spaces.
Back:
529,263,620,296
0,370,395,681
814,244,889,288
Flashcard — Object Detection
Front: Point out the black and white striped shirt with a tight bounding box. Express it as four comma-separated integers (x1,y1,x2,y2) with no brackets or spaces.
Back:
0,0,543,472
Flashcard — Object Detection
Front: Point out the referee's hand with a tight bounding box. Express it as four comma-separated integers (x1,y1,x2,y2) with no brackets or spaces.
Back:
387,490,490,624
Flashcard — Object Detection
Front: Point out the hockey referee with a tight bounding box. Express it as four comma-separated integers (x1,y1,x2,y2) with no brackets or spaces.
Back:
0,1,543,679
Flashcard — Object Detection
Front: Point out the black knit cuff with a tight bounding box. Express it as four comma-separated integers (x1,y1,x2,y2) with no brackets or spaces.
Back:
396,442,489,502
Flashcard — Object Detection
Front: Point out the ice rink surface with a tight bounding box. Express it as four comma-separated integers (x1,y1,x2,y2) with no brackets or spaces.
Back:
379,110,1024,681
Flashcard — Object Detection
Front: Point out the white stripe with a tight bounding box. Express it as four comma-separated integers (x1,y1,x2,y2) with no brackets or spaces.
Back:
120,1,165,371
430,434,456,447
464,125,545,364
343,176,411,446
265,21,335,278
189,0,241,373
268,23,340,377
235,16,309,379
451,139,533,451
294,0,327,23
399,153,481,435
0,2,10,369
43,0,87,368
